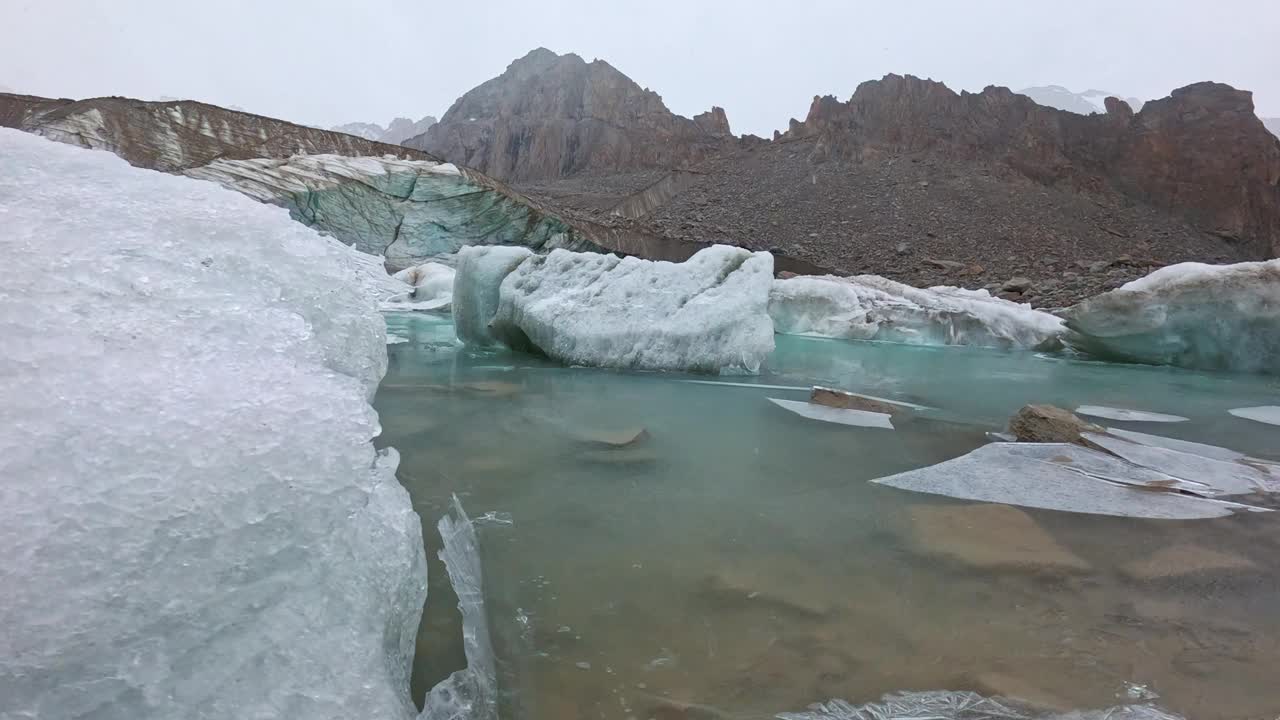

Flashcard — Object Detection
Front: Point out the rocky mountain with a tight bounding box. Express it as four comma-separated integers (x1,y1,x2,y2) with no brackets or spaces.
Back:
0,92,429,172
523,75,1279,306
1018,85,1144,114
405,48,732,182
332,115,438,145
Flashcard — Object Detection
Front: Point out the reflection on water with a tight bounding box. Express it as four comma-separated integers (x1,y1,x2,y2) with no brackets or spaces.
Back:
375,313,1280,720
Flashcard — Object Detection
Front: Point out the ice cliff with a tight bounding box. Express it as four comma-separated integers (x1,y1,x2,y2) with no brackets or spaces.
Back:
1063,260,1280,374
185,154,608,267
0,129,429,719
770,274,1066,350
454,245,776,373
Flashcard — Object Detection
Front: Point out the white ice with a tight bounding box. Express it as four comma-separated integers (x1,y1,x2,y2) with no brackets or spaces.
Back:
420,496,498,720
779,691,1181,720
1075,405,1188,423
770,274,1065,350
384,262,456,311
0,129,429,719
451,245,534,348
1063,259,1280,373
1229,405,1280,426
767,398,895,429
464,245,777,373
1105,428,1246,462
1083,432,1273,496
871,442,1268,519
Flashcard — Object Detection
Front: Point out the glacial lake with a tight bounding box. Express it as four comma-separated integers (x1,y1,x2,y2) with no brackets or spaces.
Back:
375,312,1280,720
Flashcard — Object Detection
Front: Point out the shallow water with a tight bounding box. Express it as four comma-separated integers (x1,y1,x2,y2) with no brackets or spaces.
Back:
375,313,1280,720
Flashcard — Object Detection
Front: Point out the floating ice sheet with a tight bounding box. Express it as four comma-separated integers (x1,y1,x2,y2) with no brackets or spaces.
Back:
1083,432,1271,496
871,443,1267,519
1229,405,1280,426
1105,428,1246,462
768,398,895,429
777,691,1181,720
1076,405,1188,423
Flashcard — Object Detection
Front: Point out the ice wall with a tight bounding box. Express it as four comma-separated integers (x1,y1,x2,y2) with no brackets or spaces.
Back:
0,129,428,720
770,274,1066,350
185,155,604,267
1063,260,1280,374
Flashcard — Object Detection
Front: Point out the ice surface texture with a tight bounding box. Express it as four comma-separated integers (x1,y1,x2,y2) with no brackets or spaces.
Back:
455,245,777,373
770,275,1066,350
0,129,428,719
185,154,602,266
777,691,1181,720
1063,259,1280,374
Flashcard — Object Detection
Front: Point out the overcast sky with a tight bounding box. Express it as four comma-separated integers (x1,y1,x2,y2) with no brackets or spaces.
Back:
2,0,1277,137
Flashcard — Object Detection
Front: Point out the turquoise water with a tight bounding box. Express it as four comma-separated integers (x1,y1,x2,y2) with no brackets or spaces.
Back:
376,313,1280,720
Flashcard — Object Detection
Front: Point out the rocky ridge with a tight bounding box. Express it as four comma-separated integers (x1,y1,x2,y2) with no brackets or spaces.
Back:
405,48,732,182
333,115,438,145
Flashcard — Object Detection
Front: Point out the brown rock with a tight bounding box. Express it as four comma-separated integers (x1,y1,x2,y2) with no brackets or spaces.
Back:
570,426,649,447
909,503,1091,572
810,386,900,415
408,48,731,182
1008,404,1103,444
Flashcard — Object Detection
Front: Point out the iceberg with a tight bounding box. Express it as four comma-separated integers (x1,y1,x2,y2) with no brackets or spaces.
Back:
472,245,776,373
384,262,456,311
0,129,429,719
185,154,607,266
770,274,1065,350
452,245,535,347
1063,260,1280,373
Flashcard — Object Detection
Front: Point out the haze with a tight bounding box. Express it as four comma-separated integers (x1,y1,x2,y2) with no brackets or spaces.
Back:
2,0,1277,137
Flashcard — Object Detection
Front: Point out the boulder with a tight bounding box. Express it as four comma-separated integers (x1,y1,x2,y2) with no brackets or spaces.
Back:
1008,405,1103,444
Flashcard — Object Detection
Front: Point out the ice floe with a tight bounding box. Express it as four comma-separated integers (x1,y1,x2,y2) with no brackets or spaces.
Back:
1075,405,1188,423
384,261,456,311
769,274,1066,350
871,443,1267,519
0,129,428,718
778,691,1180,720
768,397,895,429
1063,259,1280,374
452,245,534,348
1228,405,1280,426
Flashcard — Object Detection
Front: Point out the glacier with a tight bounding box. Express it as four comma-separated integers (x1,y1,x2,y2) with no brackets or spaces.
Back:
452,245,535,348
460,245,777,373
770,274,1066,350
0,129,429,719
184,154,607,266
1062,259,1280,373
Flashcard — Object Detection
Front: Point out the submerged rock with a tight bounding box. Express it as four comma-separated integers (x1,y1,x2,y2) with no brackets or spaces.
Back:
457,245,777,373
1063,259,1280,374
1121,544,1258,581
908,503,1090,572
1008,404,1103,445
769,274,1065,350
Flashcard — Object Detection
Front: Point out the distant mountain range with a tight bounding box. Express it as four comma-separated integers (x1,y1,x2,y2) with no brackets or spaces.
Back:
1017,85,1145,114
332,116,437,145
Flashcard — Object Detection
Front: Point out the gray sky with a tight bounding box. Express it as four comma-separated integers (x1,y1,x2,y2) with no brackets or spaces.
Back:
2,0,1277,137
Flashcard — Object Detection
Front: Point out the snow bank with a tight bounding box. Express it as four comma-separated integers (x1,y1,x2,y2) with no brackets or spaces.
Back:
485,245,776,373
384,261,456,311
770,274,1065,350
1063,260,1280,373
0,129,428,719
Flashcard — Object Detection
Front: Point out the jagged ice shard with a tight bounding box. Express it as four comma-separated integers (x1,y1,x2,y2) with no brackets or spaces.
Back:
458,245,777,373
769,274,1066,350
0,129,430,719
1063,259,1280,373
